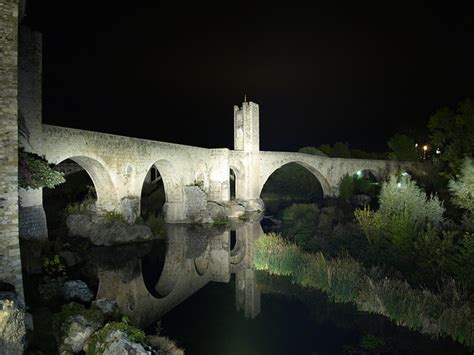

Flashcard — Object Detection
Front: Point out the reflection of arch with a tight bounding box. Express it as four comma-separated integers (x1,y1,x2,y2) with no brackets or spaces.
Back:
143,160,183,204
259,161,331,197
194,243,210,276
59,155,117,209
154,239,185,298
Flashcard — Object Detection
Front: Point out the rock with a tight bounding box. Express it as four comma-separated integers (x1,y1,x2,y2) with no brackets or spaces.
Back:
38,276,65,302
25,312,34,331
225,201,245,218
59,315,100,353
0,292,26,354
62,280,93,303
148,334,184,355
59,250,82,267
240,199,265,212
120,196,140,224
92,298,117,316
66,214,155,246
206,201,227,220
87,329,149,355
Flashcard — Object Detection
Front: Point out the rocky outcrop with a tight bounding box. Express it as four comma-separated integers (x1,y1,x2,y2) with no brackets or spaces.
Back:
59,315,100,353
86,329,149,355
62,280,94,303
66,214,155,246
92,298,117,317
0,292,26,355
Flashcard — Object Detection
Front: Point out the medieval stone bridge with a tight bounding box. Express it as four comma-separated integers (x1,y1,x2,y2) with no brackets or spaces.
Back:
22,102,418,224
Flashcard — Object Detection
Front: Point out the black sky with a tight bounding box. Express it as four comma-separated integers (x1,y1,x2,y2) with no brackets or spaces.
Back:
23,1,474,152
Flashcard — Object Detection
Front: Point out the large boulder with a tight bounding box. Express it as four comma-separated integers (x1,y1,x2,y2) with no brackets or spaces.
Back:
62,280,93,303
59,315,100,353
0,292,26,354
92,298,117,317
86,329,149,355
66,214,155,246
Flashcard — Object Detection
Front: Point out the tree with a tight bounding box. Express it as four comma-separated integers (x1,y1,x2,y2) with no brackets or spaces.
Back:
331,142,351,158
387,133,419,161
428,98,474,176
298,146,327,156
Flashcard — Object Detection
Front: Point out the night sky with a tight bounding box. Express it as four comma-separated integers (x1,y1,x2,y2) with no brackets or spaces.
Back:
23,2,474,152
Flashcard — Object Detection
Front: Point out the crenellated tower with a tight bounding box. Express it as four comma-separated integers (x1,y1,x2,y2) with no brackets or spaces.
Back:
233,98,259,152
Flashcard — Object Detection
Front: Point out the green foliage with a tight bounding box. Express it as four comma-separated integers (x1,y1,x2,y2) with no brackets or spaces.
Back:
360,334,385,351
378,175,444,230
298,146,327,156
354,206,384,244
254,233,474,347
62,197,96,217
449,158,474,214
451,233,474,287
387,133,419,161
86,317,146,355
19,147,65,189
332,142,351,158
428,98,474,176
52,303,104,337
338,174,355,200
282,203,319,245
103,211,127,223
42,255,66,278
212,216,230,225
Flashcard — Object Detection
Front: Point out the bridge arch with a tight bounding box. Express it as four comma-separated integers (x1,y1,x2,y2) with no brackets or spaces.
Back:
259,160,332,198
57,155,118,211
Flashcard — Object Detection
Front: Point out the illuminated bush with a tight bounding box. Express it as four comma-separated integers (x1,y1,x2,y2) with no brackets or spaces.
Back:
378,175,445,230
449,158,474,215
19,148,65,189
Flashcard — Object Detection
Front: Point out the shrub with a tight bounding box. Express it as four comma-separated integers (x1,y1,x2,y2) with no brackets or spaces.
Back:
86,316,146,355
144,213,165,236
52,303,104,337
282,203,319,246
103,211,127,223
42,255,66,278
354,206,384,244
19,147,65,189
449,158,474,214
378,175,445,230
339,174,355,200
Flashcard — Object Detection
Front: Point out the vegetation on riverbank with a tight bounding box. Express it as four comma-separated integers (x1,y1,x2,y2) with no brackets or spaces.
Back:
254,233,474,347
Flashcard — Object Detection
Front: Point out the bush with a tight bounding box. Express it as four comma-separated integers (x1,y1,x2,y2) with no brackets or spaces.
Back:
86,316,146,355
354,206,384,244
378,175,445,230
52,303,104,337
449,158,474,215
19,147,65,189
339,174,355,200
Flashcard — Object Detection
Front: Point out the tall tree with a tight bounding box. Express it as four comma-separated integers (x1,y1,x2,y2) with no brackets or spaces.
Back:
387,133,419,161
428,98,474,176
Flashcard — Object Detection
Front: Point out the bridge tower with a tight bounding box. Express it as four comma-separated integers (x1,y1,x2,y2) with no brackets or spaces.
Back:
233,98,259,152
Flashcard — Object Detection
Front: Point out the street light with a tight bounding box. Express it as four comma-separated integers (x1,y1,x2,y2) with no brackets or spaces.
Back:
423,145,428,159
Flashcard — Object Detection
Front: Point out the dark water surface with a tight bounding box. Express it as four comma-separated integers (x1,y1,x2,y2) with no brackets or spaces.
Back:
158,271,469,355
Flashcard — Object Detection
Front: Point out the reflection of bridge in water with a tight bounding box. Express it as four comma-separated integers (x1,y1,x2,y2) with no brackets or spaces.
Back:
96,219,262,327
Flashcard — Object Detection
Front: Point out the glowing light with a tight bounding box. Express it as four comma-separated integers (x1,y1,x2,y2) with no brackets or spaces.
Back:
436,148,441,154
423,145,428,151
401,172,409,177
356,170,362,177
397,182,402,188
415,143,418,148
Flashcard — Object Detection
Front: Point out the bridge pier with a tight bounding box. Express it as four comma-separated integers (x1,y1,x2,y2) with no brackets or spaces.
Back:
19,188,48,241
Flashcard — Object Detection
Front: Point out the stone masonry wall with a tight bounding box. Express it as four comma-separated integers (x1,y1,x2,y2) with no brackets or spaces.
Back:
0,0,24,301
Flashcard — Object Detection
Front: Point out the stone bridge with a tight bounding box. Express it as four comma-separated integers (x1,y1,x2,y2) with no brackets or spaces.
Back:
17,28,420,229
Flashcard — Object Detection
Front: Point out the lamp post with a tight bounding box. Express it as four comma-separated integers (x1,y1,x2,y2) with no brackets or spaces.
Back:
423,145,428,160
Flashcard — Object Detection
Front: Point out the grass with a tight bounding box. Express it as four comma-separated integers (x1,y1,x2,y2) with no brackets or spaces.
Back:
254,233,474,348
